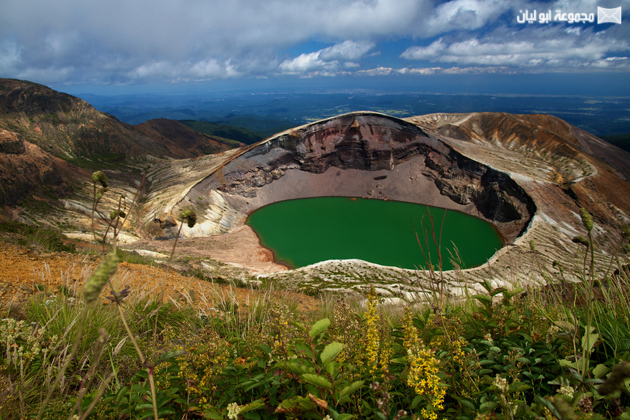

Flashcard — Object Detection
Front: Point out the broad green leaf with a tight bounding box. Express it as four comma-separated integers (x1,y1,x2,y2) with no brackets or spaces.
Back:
115,386,129,403
479,401,500,412
239,399,266,414
290,320,306,332
258,344,272,355
244,382,263,393
553,320,575,332
158,349,185,362
301,373,332,390
325,360,335,376
202,408,223,420
309,318,331,338
459,398,476,411
337,414,354,420
321,342,344,365
100,396,114,405
582,327,599,353
276,396,316,414
558,359,579,370
568,368,585,383
339,380,365,399
157,408,175,416
473,294,492,304
592,364,610,379
131,383,147,393
275,360,315,375
508,382,532,393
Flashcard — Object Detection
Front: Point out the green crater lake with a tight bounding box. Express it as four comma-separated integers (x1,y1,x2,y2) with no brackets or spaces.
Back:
246,197,503,270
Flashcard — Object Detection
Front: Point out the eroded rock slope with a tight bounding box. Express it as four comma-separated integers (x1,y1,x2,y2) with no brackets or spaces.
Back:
156,113,535,244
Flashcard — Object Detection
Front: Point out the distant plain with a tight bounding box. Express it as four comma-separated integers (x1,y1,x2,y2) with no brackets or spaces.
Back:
76,90,630,151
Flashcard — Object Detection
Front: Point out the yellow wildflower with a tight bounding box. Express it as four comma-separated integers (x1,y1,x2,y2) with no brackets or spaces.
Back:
403,308,445,419
365,287,381,379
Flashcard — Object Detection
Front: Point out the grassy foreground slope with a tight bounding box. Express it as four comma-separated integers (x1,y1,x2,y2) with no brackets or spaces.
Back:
1,208,630,420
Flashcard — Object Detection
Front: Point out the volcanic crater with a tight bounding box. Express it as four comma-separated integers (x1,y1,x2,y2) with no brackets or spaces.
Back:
162,113,534,243
126,110,630,297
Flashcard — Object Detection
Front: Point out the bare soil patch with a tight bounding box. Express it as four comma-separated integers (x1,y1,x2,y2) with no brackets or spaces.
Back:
0,242,320,316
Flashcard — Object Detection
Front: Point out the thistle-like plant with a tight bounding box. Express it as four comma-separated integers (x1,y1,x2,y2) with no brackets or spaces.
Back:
153,208,197,338
91,171,109,242
90,170,144,249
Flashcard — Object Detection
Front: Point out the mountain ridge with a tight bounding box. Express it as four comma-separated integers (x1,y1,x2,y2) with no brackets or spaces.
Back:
0,79,240,162
0,78,244,205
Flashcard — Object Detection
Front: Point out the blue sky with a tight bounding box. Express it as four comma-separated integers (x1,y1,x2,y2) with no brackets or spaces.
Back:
1,0,629,95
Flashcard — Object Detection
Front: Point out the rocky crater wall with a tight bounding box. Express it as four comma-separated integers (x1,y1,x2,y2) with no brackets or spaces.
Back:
163,112,536,244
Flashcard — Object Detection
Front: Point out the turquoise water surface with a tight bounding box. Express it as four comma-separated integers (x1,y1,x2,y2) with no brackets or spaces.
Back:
246,197,503,270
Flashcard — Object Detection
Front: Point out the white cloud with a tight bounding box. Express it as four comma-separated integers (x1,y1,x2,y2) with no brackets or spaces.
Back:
0,0,629,85
401,39,447,61
280,52,329,74
0,0,466,84
421,0,508,35
355,66,394,76
319,40,376,61
280,40,375,75
189,59,232,80
355,65,515,76
356,66,445,76
401,67,443,75
401,25,630,70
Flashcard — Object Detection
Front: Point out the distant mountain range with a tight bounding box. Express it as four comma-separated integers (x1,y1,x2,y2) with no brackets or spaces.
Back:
0,78,245,205
75,90,630,151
